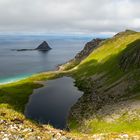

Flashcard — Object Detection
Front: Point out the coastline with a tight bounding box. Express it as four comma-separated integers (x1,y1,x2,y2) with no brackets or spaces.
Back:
0,74,34,85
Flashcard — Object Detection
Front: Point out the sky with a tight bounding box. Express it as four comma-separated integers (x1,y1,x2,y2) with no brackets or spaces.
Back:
0,0,140,35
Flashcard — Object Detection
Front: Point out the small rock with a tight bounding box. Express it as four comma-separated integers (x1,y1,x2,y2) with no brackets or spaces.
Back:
132,136,140,140
0,112,6,116
11,118,24,124
0,131,5,134
22,128,33,132
119,134,129,139
0,120,7,124
2,138,9,140
28,136,38,140
36,136,41,140
4,134,8,137
51,138,57,140
55,132,61,139
60,136,70,140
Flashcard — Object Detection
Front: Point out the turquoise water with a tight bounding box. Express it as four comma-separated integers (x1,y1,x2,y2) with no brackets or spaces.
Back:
0,73,33,84
0,35,92,84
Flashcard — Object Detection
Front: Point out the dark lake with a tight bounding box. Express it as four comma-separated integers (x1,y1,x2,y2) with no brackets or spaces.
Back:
25,77,83,129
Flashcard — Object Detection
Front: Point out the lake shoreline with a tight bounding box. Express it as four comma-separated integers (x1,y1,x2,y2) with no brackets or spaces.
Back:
24,76,83,130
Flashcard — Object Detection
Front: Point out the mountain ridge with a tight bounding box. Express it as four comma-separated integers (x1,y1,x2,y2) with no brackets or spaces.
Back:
66,30,140,134
58,38,104,70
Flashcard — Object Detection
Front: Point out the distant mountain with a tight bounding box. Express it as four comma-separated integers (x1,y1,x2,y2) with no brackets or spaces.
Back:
13,41,51,51
35,41,51,51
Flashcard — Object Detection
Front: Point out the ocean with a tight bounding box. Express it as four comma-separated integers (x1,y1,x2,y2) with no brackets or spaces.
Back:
0,34,92,84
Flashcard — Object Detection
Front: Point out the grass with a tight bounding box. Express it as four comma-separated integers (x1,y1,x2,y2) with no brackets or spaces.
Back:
86,119,140,133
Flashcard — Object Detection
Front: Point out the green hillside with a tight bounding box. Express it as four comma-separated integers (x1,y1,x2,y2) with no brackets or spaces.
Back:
68,30,140,135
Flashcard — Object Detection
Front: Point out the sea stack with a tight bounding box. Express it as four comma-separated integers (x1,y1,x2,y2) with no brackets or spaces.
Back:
36,41,51,51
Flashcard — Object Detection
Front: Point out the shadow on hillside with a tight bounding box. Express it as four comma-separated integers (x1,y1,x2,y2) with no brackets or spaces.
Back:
74,53,122,79
73,59,98,77
119,39,140,70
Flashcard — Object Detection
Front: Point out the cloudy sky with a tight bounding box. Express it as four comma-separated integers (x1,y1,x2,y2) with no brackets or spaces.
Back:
0,0,139,35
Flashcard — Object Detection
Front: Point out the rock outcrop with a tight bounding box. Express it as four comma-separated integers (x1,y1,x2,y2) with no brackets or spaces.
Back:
14,41,51,51
74,38,104,61
35,41,51,51
120,39,140,71
114,29,137,38
58,38,104,70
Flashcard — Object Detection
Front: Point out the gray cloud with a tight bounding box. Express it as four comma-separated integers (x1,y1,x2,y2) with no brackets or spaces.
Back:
0,0,140,34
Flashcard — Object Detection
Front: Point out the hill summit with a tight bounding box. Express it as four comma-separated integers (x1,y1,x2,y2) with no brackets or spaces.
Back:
14,41,52,51
36,41,51,51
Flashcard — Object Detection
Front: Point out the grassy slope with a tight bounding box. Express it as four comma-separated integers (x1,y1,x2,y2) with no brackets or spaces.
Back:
74,30,139,79
68,30,140,134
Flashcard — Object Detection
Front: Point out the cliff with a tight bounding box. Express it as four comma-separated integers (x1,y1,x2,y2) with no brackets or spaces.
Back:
58,38,104,70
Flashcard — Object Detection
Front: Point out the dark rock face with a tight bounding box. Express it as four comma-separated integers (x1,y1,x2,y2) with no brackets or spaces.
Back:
119,39,140,71
13,41,51,51
16,49,34,51
114,29,137,38
35,41,51,51
74,38,104,61
58,38,104,70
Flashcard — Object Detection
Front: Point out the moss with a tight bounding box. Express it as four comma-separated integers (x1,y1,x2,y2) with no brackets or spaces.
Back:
86,119,140,133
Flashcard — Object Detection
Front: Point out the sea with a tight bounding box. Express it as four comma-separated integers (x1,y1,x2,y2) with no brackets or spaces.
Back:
0,34,93,84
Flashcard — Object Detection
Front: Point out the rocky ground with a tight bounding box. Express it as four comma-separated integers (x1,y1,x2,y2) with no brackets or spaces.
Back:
0,107,139,140
0,107,78,140
0,116,140,140
0,117,74,140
